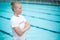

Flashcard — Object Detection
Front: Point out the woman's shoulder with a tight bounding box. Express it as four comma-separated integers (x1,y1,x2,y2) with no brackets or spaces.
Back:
19,15,25,18
10,16,17,21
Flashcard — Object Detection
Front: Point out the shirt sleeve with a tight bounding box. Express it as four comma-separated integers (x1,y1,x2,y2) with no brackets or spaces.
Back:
11,19,19,28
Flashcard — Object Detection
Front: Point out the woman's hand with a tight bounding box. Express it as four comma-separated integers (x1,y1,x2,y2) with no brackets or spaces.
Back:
25,21,30,30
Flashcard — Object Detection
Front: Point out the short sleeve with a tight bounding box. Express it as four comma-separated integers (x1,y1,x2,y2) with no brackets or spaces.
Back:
10,17,19,27
11,21,19,27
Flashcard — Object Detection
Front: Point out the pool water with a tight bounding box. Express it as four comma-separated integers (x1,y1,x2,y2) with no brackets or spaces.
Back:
0,2,60,40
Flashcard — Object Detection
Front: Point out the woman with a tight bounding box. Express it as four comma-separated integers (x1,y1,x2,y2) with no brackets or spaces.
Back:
10,2,30,40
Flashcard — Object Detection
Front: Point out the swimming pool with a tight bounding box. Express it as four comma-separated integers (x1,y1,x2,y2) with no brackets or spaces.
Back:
0,2,60,40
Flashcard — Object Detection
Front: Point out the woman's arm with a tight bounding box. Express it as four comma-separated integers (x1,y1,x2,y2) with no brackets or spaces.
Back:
12,21,30,36
13,27,25,36
23,21,30,32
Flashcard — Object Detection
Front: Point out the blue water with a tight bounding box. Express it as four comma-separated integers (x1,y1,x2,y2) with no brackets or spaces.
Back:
0,2,60,40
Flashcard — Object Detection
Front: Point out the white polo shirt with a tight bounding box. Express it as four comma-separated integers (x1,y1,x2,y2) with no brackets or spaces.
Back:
10,15,26,40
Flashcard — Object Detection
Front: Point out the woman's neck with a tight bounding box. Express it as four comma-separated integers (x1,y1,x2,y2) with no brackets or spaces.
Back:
14,12,19,17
